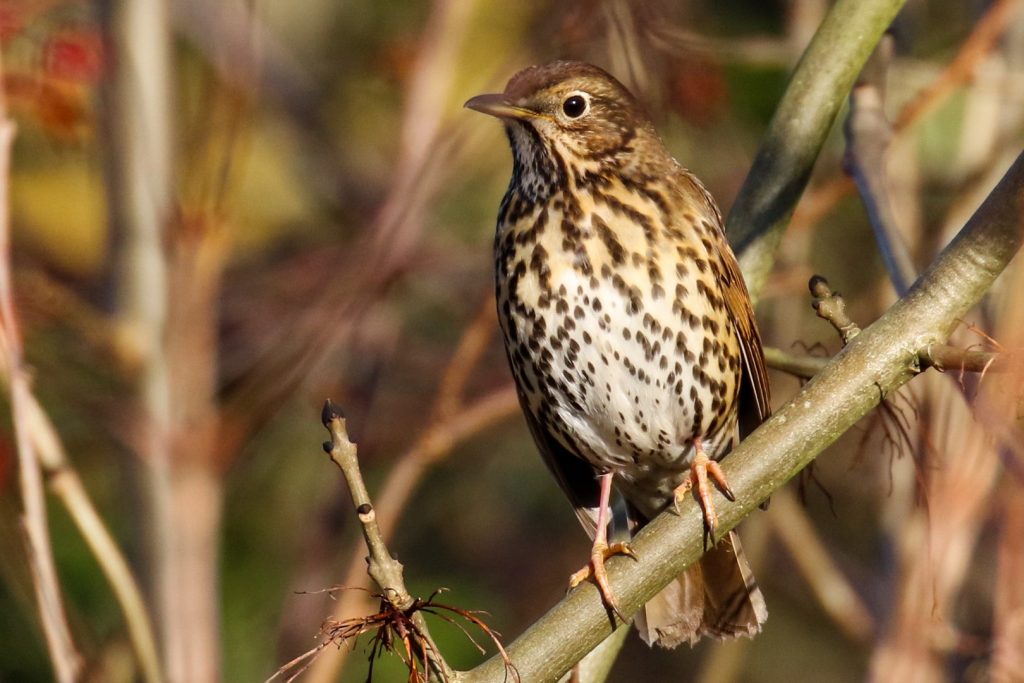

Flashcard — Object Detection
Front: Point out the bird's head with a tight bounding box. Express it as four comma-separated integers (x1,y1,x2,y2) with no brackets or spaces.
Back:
466,61,666,184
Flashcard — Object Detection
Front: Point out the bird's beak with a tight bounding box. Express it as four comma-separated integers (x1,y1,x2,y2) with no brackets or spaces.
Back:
464,93,538,120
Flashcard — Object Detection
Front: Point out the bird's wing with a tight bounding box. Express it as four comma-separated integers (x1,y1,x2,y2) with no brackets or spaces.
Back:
720,241,772,435
516,389,602,539
679,172,771,434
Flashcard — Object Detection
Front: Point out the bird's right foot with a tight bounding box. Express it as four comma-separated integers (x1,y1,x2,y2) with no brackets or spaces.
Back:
568,540,638,623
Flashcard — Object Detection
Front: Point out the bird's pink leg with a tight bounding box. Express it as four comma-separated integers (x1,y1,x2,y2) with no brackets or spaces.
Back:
567,472,636,621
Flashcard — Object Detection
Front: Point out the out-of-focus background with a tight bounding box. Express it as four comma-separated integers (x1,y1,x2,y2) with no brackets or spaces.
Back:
1,0,1023,681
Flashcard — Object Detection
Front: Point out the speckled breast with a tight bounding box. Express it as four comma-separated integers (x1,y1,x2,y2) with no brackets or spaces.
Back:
495,176,743,489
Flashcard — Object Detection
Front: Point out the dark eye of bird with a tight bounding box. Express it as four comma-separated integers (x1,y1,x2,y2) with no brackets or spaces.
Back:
562,95,587,118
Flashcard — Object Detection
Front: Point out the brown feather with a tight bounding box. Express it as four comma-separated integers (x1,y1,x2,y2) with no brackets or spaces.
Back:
678,170,772,429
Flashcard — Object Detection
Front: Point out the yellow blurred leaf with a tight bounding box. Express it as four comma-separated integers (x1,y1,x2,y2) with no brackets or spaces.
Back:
11,158,107,276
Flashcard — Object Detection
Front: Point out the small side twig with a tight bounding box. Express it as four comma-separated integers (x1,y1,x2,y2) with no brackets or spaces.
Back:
318,399,454,682
811,274,1013,375
919,341,1010,375
809,275,861,344
763,346,829,379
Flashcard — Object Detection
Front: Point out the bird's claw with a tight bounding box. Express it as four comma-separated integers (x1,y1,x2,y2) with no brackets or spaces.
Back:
568,540,637,623
673,444,735,548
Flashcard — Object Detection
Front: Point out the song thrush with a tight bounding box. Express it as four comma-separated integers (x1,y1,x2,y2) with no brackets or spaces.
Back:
466,60,769,647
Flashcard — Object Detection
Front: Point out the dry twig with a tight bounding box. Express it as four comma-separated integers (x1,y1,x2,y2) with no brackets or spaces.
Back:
312,400,455,681
809,276,862,343
0,383,164,683
272,586,517,683
301,296,519,683
0,55,81,683
291,401,520,683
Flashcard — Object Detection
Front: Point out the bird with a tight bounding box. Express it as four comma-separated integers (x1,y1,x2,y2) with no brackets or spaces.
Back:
465,60,769,647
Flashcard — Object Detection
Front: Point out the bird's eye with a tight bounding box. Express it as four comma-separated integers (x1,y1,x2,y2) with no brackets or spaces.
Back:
562,94,588,118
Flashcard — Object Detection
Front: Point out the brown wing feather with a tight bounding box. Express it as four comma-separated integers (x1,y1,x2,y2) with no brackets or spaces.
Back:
719,245,772,432
678,171,771,432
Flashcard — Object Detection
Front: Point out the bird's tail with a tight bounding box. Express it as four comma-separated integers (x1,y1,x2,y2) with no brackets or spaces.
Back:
634,530,767,648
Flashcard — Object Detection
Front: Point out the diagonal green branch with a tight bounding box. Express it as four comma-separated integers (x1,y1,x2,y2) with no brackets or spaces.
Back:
460,151,1024,683
726,0,908,298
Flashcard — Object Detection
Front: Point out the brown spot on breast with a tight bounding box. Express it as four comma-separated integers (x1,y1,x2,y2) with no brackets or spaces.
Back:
530,244,551,290
574,245,593,275
593,215,626,265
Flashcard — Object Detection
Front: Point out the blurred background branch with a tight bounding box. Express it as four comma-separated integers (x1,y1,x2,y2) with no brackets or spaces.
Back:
100,0,223,681
0,49,80,683
726,0,907,298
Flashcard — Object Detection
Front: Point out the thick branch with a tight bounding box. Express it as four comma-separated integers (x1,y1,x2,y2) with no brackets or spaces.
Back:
726,0,907,298
461,152,1024,683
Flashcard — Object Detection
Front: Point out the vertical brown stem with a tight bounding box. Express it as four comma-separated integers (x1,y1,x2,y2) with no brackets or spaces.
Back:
104,0,226,681
0,54,81,682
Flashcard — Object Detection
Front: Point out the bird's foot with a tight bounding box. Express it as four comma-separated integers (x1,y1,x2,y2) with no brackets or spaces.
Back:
568,540,637,623
673,441,735,547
